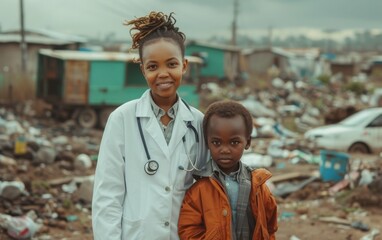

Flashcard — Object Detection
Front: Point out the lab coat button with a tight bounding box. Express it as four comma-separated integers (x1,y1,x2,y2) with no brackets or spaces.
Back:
165,186,171,192
165,221,170,226
222,209,228,216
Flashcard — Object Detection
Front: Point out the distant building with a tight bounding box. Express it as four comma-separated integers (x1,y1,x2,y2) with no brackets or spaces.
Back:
242,47,292,79
368,56,382,81
330,62,358,81
0,28,86,101
185,41,241,84
242,47,321,88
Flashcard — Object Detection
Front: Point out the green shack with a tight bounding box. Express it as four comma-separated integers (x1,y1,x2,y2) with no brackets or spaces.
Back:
185,41,242,83
37,49,203,128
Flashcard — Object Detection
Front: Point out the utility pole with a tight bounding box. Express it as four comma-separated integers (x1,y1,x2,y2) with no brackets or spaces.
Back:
231,0,239,46
268,26,273,48
20,0,27,73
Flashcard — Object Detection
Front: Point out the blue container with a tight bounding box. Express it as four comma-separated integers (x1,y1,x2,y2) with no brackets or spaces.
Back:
319,150,349,182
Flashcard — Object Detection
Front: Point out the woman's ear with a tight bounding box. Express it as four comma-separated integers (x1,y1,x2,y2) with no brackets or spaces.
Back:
182,58,189,75
140,64,145,77
245,138,251,150
139,63,145,75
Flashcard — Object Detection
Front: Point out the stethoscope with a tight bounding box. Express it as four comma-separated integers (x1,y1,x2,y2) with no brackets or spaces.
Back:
137,108,200,175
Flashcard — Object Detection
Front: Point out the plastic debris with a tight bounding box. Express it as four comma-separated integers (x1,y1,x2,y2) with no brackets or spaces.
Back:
241,153,273,168
360,228,380,240
74,153,92,170
0,181,28,200
0,213,41,239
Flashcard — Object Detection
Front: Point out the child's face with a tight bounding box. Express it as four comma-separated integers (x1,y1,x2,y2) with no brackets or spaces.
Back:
207,114,251,174
140,39,188,104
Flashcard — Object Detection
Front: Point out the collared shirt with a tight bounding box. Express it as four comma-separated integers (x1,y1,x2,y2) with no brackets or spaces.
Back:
212,160,253,240
149,95,179,144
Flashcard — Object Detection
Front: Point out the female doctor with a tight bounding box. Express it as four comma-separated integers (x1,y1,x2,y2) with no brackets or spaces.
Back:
91,12,209,240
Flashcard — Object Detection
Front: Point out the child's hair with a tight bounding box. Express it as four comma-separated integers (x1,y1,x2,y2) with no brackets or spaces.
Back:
203,100,253,142
124,11,186,59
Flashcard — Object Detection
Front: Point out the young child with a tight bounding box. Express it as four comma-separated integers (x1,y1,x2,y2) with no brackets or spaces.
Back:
92,12,208,240
178,100,278,240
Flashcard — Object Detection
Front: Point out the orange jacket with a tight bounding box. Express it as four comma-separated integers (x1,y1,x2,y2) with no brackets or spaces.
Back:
178,168,278,240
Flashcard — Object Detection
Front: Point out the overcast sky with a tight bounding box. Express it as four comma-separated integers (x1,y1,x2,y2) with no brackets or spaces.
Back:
1,0,382,41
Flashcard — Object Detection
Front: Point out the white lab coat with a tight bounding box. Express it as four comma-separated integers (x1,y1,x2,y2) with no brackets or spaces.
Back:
92,90,209,240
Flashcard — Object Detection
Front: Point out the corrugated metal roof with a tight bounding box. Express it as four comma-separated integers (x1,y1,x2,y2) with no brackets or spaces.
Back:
242,47,295,58
187,40,241,52
0,34,79,45
1,28,87,43
39,49,204,64
39,49,139,61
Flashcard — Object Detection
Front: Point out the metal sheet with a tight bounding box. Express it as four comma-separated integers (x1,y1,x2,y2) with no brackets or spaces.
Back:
64,60,89,104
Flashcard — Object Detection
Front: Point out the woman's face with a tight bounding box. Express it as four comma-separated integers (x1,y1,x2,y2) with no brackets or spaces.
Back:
140,39,188,105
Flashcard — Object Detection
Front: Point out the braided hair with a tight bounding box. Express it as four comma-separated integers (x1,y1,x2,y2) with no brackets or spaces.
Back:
124,11,186,59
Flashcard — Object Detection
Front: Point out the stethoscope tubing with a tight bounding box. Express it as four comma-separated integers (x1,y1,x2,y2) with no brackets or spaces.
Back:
137,117,199,175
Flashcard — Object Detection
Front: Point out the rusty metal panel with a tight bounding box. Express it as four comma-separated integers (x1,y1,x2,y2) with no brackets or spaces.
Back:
64,60,89,104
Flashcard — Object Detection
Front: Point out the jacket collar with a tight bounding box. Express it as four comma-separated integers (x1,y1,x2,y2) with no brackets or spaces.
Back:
194,160,251,181
194,159,272,186
251,168,272,187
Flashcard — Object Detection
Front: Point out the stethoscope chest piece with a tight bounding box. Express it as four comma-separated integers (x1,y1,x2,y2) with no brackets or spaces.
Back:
144,160,159,175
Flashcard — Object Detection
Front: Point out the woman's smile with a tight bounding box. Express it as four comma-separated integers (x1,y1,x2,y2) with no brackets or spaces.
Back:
156,81,175,90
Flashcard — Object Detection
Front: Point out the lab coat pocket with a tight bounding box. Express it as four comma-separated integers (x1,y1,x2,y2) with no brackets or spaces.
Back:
121,217,143,239
175,153,195,192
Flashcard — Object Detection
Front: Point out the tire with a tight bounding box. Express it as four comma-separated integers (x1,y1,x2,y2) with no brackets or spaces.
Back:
78,108,98,128
348,142,370,154
99,108,114,128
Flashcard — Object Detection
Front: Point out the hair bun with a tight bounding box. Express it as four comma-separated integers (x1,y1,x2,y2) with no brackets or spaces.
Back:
125,11,184,49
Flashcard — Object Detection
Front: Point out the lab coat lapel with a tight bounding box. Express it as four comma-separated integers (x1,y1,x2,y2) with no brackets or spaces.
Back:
145,117,170,158
136,90,169,159
168,100,194,154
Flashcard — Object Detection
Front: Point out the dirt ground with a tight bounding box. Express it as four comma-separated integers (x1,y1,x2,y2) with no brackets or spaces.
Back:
1,131,381,240
271,159,382,240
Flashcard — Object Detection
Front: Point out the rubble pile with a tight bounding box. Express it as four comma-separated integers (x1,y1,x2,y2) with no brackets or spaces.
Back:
0,108,99,239
1,77,382,239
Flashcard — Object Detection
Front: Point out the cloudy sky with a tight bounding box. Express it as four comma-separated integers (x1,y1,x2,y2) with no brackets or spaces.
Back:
1,0,382,41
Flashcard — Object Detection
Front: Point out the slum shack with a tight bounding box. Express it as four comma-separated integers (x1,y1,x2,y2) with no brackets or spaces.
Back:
37,49,203,128
186,41,241,84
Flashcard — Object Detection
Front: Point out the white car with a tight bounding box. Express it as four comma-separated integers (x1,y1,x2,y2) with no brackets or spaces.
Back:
304,107,382,154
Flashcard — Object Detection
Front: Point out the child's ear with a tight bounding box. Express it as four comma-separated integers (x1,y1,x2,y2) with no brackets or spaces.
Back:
245,137,251,150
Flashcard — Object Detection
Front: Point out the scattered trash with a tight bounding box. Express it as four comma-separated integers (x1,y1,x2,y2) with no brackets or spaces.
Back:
0,181,28,200
74,153,92,170
273,176,318,197
66,215,78,222
290,235,301,240
241,152,273,168
360,228,380,240
14,135,27,155
0,154,16,166
318,216,369,231
319,150,349,182
35,147,57,164
358,169,375,186
62,181,78,194
328,171,360,195
0,213,42,239
267,139,291,159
